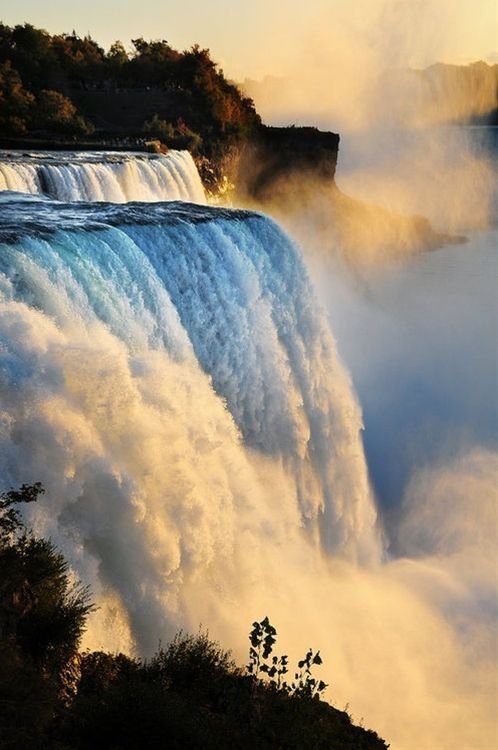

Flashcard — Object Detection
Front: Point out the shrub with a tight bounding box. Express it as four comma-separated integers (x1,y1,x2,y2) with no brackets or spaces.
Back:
247,616,328,698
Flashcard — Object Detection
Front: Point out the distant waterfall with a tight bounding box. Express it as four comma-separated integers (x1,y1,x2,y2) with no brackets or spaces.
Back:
0,193,380,652
0,150,205,203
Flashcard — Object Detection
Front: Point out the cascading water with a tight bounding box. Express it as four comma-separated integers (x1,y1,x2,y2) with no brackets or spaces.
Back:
0,190,380,653
0,149,205,203
0,150,495,749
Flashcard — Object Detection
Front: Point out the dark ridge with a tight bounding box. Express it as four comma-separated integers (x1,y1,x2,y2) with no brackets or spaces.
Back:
237,125,340,199
0,484,389,750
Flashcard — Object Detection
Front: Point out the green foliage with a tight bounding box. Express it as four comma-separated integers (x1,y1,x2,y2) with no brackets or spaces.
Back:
248,616,328,698
143,113,176,139
143,114,203,152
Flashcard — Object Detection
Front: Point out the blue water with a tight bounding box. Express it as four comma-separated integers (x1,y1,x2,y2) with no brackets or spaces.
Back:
0,192,378,563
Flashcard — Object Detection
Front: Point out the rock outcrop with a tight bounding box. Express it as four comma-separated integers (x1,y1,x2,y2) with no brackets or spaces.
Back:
236,125,340,198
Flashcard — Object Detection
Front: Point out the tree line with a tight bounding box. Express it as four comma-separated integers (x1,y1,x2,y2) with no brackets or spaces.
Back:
0,23,261,154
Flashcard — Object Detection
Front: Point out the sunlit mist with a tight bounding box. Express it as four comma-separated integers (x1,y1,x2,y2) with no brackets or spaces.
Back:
0,3,496,748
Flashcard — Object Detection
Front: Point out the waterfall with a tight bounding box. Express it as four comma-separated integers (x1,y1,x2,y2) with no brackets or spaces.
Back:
0,150,205,203
0,191,380,652
1,148,495,748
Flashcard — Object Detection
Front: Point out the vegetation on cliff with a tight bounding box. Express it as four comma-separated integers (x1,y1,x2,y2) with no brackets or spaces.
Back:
0,23,260,159
0,484,388,749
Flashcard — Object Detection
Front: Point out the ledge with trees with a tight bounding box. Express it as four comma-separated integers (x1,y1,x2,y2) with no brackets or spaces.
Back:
0,484,389,749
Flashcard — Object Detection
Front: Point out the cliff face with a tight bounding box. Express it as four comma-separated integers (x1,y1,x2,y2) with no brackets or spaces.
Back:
235,125,339,199
227,124,462,269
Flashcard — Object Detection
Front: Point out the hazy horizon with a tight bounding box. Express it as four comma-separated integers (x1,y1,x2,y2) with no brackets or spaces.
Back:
1,0,496,82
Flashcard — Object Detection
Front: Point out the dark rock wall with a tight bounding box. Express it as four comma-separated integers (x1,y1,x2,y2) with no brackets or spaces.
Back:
235,125,340,199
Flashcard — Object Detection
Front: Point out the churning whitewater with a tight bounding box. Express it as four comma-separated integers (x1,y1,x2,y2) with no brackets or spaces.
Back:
1,149,496,749
0,149,205,203
0,179,380,652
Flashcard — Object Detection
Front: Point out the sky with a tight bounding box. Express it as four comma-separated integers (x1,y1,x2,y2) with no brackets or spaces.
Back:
1,0,497,80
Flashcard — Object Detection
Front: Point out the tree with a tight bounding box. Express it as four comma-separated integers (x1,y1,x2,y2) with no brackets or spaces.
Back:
0,60,35,134
51,32,106,84
0,484,93,748
35,89,94,134
106,40,129,81
143,115,203,152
